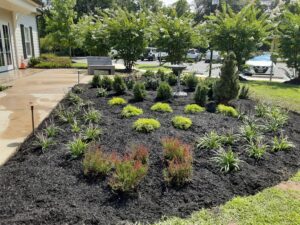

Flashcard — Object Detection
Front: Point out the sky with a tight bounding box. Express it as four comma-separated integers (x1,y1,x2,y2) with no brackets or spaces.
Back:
162,0,194,6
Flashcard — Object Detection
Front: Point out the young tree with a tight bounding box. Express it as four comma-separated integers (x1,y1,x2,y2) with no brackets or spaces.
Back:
45,0,77,56
207,4,273,69
174,0,191,17
278,1,300,80
104,9,149,71
214,52,240,102
153,14,197,64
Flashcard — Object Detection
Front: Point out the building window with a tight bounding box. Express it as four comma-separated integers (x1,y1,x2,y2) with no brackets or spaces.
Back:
24,27,32,57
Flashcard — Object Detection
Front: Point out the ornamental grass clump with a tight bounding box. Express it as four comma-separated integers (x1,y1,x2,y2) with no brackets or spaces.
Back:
68,137,88,158
83,147,114,177
162,137,193,186
108,97,127,106
172,116,192,130
212,148,241,173
247,139,267,160
240,123,261,143
67,92,84,106
83,108,102,124
151,102,173,113
44,120,60,138
133,118,161,133
217,104,239,118
196,131,222,150
82,124,102,142
34,132,55,151
184,104,205,114
264,107,288,132
255,103,270,118
239,85,250,99
156,82,173,101
121,105,143,118
133,82,147,101
55,104,75,124
108,146,149,192
271,135,295,152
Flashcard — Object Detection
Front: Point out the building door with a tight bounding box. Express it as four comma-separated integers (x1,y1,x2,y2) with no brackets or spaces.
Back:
0,22,13,72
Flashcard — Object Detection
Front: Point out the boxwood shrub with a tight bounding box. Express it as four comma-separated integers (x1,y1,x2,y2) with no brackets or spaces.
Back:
172,116,192,130
157,82,172,101
133,118,161,133
151,102,173,113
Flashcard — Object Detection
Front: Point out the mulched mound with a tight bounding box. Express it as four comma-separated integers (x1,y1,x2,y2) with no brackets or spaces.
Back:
0,84,299,225
285,78,300,85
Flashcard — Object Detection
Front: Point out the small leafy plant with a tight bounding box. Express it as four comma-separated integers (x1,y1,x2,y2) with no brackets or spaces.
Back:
247,139,267,160
82,124,102,142
108,97,127,106
217,104,239,118
68,137,88,158
91,74,101,88
56,104,75,124
34,132,54,151
83,108,102,123
113,75,127,95
172,116,192,130
196,131,222,150
220,130,238,146
133,82,147,101
156,82,173,101
239,85,250,99
240,123,260,143
73,86,83,94
255,103,270,118
130,145,150,165
44,120,60,138
71,119,81,133
212,148,241,173
264,107,288,132
167,73,177,86
184,73,198,91
121,105,143,118
133,118,161,133
151,102,173,113
271,135,295,152
101,76,113,91
97,88,108,97
184,104,205,114
194,84,208,106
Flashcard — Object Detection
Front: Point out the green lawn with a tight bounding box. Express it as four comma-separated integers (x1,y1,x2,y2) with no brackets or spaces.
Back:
71,62,88,69
135,64,172,73
245,81,300,113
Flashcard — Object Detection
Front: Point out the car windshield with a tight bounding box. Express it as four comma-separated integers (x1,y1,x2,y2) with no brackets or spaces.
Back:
250,54,271,62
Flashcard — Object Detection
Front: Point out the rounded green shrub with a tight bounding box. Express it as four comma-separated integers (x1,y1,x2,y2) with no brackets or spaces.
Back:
121,105,143,118
133,118,161,133
145,78,159,91
108,97,127,106
142,70,156,78
217,104,238,117
151,102,173,113
101,76,113,91
91,75,101,88
172,116,192,130
184,104,205,114
156,82,172,100
184,73,199,91
194,84,208,106
168,73,177,86
113,75,127,95
133,82,146,101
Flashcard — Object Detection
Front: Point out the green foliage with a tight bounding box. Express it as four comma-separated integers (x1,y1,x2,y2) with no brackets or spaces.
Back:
184,73,199,91
194,84,208,106
113,76,127,95
55,104,75,124
67,92,83,106
34,132,54,151
108,97,127,106
239,85,250,99
217,104,239,117
121,105,143,118
33,55,72,68
83,147,114,177
151,102,173,113
255,103,270,117
145,77,160,91
124,77,135,90
214,52,240,102
44,120,60,138
133,118,161,133
157,69,167,81
96,88,108,98
0,85,9,92
82,124,102,142
101,76,113,91
196,131,222,150
133,82,146,101
271,135,295,152
240,122,261,143
184,104,205,114
83,108,102,123
104,9,149,71
73,86,83,94
167,73,178,86
247,139,267,160
68,137,88,158
156,82,173,100
91,75,101,88
143,70,156,78
212,148,241,173
172,116,192,130
264,107,289,132
71,119,81,133
28,57,41,67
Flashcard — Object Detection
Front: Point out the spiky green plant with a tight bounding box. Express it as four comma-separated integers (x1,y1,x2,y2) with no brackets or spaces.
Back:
34,132,54,151
271,135,295,152
196,131,222,150
83,108,102,124
68,137,88,158
82,124,102,142
212,148,241,173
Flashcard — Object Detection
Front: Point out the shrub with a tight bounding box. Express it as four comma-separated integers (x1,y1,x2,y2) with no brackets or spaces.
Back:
156,82,173,100
108,97,127,106
91,75,102,88
82,124,102,142
247,139,267,160
34,133,54,151
184,104,205,114
113,76,127,95
167,73,177,86
83,147,114,177
194,84,208,106
255,103,270,117
130,145,149,165
28,57,41,67
213,52,240,102
143,70,156,78
151,102,173,113
172,116,192,130
145,78,160,91
196,131,222,150
33,54,72,68
217,104,239,117
101,76,113,91
239,85,250,99
68,137,88,158
121,105,143,118
97,88,108,97
133,82,146,101
212,148,241,173
83,108,102,123
271,135,295,152
184,73,199,91
240,124,260,143
44,120,60,138
73,86,83,94
124,77,135,90
162,137,193,186
157,69,168,81
133,118,161,133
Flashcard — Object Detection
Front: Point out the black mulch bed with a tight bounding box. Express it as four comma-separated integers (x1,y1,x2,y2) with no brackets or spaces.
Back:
0,84,300,225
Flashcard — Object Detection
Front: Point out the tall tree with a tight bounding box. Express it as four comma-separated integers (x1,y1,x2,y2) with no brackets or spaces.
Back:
207,4,273,69
138,0,163,12
278,1,300,80
45,0,77,56
75,0,114,18
174,0,191,17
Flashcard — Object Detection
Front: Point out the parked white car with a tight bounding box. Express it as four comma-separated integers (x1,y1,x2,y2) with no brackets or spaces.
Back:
186,49,200,61
140,47,168,61
205,50,222,63
245,54,275,75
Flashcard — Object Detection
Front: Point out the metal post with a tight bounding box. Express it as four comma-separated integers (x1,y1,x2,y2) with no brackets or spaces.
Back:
31,105,35,134
77,70,80,84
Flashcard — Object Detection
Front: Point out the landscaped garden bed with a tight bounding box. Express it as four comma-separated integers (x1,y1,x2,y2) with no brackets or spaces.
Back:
0,71,299,224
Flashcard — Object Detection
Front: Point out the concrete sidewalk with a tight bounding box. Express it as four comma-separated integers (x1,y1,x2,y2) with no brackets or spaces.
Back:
0,69,91,166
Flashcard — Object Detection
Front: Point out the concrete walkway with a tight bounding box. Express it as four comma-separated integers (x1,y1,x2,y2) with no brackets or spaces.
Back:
0,69,91,166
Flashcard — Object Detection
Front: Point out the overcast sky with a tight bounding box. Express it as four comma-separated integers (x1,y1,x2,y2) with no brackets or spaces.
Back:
162,0,193,6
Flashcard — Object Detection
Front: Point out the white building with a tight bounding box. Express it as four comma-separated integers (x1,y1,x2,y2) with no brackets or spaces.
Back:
0,0,40,73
